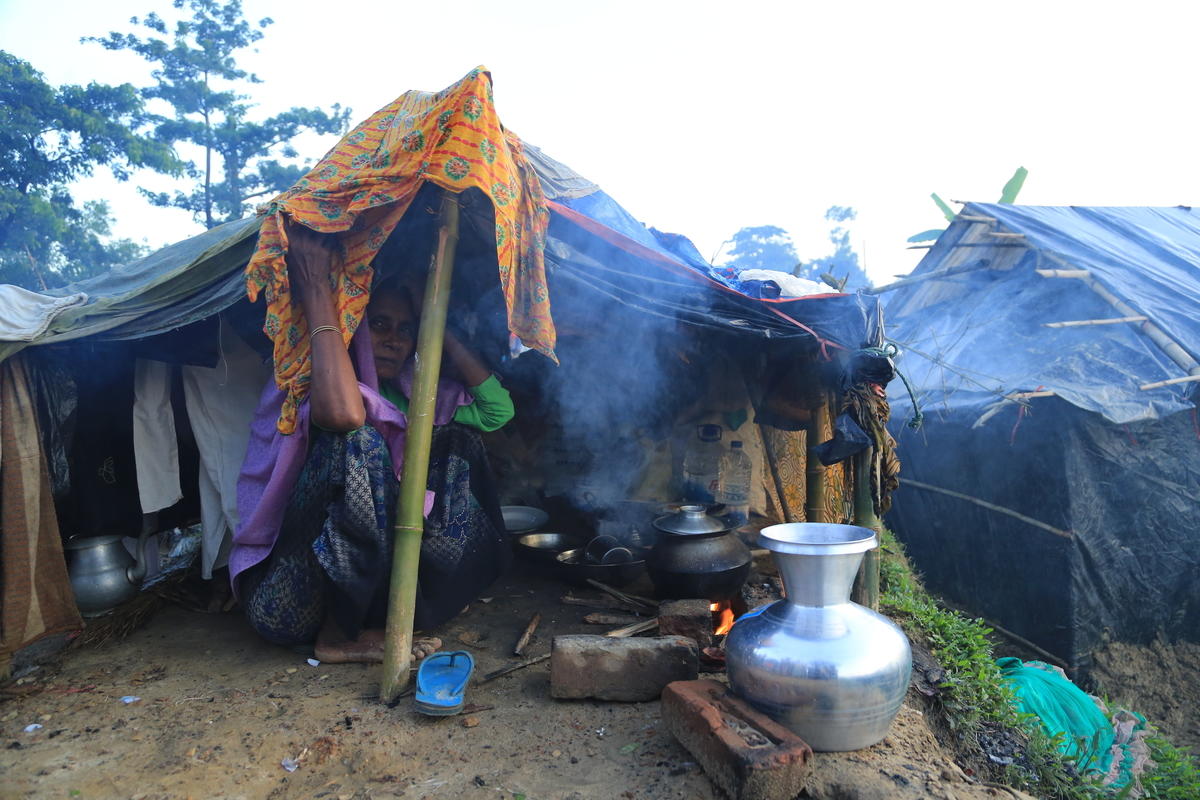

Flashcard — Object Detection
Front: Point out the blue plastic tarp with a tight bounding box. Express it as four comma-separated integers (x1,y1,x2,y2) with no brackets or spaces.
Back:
886,203,1200,424
1,142,882,359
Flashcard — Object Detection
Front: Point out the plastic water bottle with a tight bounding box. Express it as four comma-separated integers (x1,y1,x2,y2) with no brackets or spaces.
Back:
718,441,751,527
683,424,723,503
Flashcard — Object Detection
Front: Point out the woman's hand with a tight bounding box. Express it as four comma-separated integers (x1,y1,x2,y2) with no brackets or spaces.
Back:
284,218,366,431
286,220,338,302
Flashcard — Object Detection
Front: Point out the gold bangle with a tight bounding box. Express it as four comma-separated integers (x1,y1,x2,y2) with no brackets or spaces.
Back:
310,325,340,340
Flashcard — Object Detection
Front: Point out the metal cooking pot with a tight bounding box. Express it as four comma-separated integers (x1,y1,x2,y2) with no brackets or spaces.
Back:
64,530,152,617
647,504,750,600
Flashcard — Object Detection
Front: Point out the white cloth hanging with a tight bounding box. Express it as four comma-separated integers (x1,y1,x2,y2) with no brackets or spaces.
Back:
132,318,270,580
132,359,182,514
182,319,271,579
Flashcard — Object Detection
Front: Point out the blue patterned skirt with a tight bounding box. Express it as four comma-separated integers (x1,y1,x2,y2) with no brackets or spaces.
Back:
240,423,509,644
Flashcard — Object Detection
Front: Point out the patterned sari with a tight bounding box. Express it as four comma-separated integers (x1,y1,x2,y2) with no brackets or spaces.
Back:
240,422,508,644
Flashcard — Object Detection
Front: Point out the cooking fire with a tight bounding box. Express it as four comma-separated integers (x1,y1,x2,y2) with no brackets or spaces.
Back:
710,601,735,636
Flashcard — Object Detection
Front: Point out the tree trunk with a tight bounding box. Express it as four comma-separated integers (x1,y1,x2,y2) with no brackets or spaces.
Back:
202,71,214,230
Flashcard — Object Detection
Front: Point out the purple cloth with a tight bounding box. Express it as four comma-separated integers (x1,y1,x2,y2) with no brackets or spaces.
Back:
229,325,470,591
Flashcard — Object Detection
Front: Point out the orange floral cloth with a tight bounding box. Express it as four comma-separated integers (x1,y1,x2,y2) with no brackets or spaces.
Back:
245,67,554,433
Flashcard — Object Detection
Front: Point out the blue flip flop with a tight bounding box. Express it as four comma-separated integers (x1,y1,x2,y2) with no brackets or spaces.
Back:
414,650,474,716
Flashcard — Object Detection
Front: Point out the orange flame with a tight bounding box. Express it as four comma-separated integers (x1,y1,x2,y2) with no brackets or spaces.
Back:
710,602,735,636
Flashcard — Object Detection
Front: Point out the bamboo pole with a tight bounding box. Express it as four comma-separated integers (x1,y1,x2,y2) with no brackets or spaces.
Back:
1044,315,1147,328
865,259,995,295
850,448,881,610
804,396,829,523
901,478,1072,540
379,193,461,703
1140,374,1200,391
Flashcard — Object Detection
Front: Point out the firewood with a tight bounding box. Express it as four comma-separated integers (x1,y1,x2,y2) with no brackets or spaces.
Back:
513,613,541,656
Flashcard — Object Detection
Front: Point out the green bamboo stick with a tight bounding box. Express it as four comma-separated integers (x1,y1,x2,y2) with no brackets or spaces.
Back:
379,192,461,703
804,398,829,523
850,447,881,610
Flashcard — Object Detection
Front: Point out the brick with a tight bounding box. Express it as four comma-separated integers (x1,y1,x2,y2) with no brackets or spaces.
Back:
550,635,698,701
658,599,714,649
661,679,812,800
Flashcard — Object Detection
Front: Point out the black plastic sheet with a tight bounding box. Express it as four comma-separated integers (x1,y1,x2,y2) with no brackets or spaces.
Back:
886,403,1200,676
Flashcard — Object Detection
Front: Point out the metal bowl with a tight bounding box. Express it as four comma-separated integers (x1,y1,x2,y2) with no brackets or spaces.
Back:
513,532,588,563
502,505,550,534
554,548,646,587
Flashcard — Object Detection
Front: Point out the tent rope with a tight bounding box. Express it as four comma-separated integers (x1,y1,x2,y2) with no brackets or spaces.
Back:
860,342,923,429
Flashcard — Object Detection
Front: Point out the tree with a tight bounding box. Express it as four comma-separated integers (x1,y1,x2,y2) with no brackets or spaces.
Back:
795,206,871,290
718,225,800,272
0,51,181,289
87,0,352,229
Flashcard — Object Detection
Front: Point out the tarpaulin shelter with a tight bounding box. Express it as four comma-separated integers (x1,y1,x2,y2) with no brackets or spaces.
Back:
0,69,889,673
884,203,1200,675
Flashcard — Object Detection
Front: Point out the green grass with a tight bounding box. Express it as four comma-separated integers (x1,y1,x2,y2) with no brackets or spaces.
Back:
1140,735,1200,799
877,530,1200,800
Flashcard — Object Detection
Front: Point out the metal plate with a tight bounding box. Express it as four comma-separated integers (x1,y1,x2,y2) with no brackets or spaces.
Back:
501,505,549,534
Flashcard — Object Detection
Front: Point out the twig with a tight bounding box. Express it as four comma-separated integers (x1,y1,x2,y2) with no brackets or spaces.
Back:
560,594,632,612
513,613,541,657
603,618,658,637
585,579,657,611
481,619,658,683
480,653,550,683
583,612,644,626
985,619,1069,669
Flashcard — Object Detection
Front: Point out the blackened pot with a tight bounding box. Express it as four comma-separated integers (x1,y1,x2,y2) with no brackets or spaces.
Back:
647,505,751,601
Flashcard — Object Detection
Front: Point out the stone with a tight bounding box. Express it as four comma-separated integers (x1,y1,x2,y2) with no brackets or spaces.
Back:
550,635,698,701
661,679,812,800
658,599,715,649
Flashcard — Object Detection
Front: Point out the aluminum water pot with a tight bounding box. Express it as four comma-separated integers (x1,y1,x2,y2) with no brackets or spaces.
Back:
725,523,911,751
64,531,151,617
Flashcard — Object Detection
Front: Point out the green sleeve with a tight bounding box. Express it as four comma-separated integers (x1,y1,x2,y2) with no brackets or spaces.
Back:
451,374,514,432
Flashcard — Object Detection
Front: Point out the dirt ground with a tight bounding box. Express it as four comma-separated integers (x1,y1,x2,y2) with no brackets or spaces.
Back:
1,561,1036,800
1090,638,1200,756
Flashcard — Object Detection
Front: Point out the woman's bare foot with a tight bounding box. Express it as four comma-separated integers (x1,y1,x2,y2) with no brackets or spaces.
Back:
205,570,234,614
314,625,442,664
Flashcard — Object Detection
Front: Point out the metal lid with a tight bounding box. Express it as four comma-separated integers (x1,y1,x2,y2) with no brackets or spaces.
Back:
64,534,124,549
653,504,731,536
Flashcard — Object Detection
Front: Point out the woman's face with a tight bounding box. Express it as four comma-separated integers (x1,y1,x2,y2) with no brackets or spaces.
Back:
367,289,416,382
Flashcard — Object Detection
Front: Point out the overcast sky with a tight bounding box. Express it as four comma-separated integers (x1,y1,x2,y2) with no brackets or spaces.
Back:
3,0,1198,283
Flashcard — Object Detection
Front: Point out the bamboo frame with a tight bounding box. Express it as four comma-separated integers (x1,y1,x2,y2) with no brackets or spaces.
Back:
379,193,461,703
1036,262,1200,378
803,395,829,523
1043,315,1147,328
1140,374,1200,391
850,448,881,609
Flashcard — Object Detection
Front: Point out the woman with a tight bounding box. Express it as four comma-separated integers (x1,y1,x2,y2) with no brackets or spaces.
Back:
231,222,513,662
